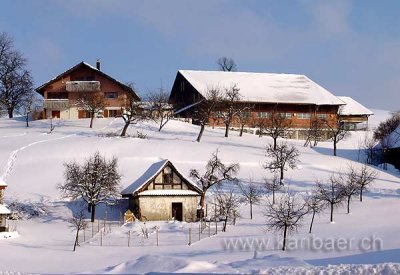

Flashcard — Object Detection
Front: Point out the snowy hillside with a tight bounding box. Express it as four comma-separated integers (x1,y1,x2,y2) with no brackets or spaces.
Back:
0,113,399,274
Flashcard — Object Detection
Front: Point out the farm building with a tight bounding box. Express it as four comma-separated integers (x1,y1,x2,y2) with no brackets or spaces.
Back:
35,60,140,119
121,160,202,222
0,178,10,232
169,70,346,139
337,96,373,131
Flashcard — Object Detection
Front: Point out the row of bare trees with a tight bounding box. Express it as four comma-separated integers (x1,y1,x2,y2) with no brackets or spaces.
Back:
264,164,376,250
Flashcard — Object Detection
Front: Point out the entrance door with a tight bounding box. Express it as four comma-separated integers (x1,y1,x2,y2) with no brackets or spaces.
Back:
172,203,183,221
52,110,60,118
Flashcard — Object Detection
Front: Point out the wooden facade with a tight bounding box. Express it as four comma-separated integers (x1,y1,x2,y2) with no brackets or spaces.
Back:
169,71,342,139
121,160,202,222
36,61,140,119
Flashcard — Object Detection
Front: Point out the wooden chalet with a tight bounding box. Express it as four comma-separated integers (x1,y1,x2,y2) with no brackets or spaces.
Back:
337,96,373,131
0,178,11,232
169,70,346,139
121,160,202,222
36,60,140,119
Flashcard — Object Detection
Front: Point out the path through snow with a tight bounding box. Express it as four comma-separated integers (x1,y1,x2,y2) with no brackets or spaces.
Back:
0,134,75,182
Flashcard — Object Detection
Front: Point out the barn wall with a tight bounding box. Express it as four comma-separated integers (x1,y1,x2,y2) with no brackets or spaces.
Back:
138,196,198,222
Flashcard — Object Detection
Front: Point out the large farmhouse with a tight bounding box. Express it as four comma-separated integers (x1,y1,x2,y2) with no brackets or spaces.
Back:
0,178,11,232
337,96,373,131
121,160,202,222
36,60,140,119
169,70,346,139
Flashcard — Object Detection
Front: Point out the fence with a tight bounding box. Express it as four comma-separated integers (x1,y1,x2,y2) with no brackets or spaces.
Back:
76,217,222,248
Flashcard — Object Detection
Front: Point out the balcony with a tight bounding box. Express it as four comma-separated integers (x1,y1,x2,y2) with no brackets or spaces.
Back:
66,81,100,92
44,99,70,109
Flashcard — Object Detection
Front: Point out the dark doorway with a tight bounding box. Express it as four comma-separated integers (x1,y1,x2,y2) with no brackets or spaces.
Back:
172,202,183,221
52,110,60,118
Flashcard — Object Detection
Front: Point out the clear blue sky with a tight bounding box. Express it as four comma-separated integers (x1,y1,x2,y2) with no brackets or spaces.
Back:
1,0,399,110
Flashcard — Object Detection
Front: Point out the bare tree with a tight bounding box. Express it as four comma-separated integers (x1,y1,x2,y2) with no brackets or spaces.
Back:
190,150,239,212
256,117,268,138
304,117,325,147
221,84,242,137
264,174,282,204
147,88,173,131
352,164,377,202
217,57,237,72
0,32,34,118
373,112,400,168
316,174,345,222
59,152,121,222
264,112,292,150
120,91,149,137
214,188,242,232
304,191,325,233
324,112,350,156
362,133,378,165
20,92,39,127
264,142,300,184
264,193,308,251
339,167,361,214
76,92,107,128
69,208,88,251
236,104,253,137
193,88,222,142
237,178,263,219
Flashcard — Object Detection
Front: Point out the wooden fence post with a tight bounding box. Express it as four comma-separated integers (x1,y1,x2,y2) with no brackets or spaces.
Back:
198,224,201,241
100,230,103,246
97,219,100,233
156,227,159,246
83,226,86,242
128,231,131,247
208,220,211,237
188,228,192,246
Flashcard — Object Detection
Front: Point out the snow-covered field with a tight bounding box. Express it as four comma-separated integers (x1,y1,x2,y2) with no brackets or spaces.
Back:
0,110,399,274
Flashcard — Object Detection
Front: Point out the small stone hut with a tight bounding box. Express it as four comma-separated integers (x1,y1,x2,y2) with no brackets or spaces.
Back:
121,160,202,222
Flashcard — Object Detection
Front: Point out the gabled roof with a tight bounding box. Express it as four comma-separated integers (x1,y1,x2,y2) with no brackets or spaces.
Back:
35,61,140,100
337,96,374,116
0,204,11,215
178,70,344,106
121,159,202,196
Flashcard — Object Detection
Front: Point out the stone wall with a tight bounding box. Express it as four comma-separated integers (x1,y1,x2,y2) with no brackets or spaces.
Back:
139,196,198,222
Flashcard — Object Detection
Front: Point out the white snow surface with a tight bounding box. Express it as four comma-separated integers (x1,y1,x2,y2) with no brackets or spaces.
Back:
0,114,399,273
338,96,374,116
179,70,345,105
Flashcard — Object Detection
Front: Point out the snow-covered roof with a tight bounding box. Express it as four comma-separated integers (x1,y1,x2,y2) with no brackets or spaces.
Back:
0,177,7,187
139,190,200,196
179,70,344,106
0,204,11,215
121,160,201,195
337,96,374,116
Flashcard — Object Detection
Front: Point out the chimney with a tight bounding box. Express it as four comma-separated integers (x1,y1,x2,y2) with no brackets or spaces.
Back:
96,59,101,70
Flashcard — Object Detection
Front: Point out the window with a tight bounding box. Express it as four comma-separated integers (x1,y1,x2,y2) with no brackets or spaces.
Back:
297,113,311,119
258,112,270,118
108,110,118,117
279,112,292,119
105,92,118,99
317,113,327,119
